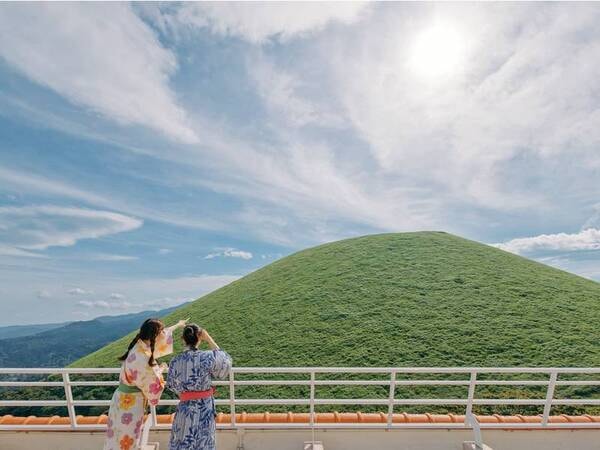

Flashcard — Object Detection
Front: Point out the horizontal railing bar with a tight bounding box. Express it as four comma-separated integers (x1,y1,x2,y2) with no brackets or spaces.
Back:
472,399,546,405
476,380,549,386
158,399,230,406
394,399,468,405
230,367,600,374
555,381,600,386
4,398,597,408
0,381,64,387
2,367,600,375
395,380,469,386
69,381,119,387
0,368,121,374
552,399,600,405
0,400,67,406
228,399,311,405
228,380,311,386
315,380,390,386
71,400,111,406
2,422,600,432
3,379,596,388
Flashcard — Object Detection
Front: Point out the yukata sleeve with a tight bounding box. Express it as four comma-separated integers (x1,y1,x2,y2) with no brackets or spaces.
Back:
210,350,232,380
153,326,175,359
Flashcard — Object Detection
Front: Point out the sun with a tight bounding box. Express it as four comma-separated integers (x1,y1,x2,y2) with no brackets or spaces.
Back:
408,22,466,80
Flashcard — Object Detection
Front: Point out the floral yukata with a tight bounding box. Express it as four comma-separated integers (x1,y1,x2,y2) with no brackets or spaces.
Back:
103,326,175,450
167,348,232,450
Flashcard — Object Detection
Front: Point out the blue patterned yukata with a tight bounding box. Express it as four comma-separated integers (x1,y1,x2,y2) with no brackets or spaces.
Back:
167,348,232,450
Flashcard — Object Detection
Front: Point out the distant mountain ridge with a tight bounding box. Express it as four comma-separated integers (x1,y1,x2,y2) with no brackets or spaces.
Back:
0,321,72,340
0,305,185,367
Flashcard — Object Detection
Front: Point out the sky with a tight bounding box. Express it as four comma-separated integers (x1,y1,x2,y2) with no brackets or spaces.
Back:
0,2,599,326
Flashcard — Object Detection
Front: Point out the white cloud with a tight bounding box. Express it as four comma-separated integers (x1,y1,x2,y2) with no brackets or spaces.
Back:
36,289,51,299
204,247,253,260
0,205,143,252
0,3,197,143
168,2,370,43
495,228,600,254
78,300,121,309
68,287,91,296
158,248,172,255
109,293,125,300
91,254,139,262
225,249,253,259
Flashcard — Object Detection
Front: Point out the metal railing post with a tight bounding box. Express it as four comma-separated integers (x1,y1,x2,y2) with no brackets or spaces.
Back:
150,404,158,427
229,369,236,427
387,370,396,427
542,371,558,426
309,371,316,427
465,413,484,450
62,372,77,429
465,371,477,418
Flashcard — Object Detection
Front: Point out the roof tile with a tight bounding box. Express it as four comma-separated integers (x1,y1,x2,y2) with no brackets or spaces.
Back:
1,413,600,426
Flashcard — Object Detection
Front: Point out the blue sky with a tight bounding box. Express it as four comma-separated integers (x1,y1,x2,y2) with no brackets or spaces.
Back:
0,3,599,326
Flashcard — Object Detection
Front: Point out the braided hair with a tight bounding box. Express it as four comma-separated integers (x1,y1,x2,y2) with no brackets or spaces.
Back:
182,323,202,349
118,318,164,367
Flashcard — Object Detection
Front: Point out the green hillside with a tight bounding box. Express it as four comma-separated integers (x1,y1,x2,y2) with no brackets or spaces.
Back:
75,232,600,368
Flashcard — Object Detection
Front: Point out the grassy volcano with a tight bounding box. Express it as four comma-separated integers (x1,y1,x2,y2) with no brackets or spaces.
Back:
75,232,600,368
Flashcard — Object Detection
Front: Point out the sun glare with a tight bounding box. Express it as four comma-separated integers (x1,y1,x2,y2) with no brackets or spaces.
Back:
409,23,466,80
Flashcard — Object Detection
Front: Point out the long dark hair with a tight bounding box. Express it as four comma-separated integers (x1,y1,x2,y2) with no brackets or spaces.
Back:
182,323,201,349
118,318,164,366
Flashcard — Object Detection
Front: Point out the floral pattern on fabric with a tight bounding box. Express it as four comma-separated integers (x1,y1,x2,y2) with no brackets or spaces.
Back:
103,325,175,450
167,349,232,450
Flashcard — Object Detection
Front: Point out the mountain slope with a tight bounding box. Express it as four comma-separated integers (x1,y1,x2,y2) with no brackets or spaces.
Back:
75,232,600,368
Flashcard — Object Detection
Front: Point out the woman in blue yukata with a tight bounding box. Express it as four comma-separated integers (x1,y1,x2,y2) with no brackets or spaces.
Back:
167,323,232,450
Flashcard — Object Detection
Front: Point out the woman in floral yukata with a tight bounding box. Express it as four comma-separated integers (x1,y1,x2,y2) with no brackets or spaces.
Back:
103,317,188,450
167,323,232,450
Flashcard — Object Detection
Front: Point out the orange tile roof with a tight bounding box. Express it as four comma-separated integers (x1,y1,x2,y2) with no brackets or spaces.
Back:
1,413,600,426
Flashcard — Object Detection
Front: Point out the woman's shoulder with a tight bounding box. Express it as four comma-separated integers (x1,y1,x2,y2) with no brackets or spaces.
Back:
173,349,215,362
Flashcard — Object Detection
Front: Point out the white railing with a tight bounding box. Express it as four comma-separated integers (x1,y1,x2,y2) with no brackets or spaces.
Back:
1,367,599,431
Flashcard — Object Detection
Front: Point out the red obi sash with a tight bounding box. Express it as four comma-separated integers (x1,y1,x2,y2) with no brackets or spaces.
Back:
179,387,216,402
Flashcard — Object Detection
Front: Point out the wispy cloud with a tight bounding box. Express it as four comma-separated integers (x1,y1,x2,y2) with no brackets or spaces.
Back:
250,58,344,128
0,244,46,259
90,254,139,262
0,166,110,206
159,2,370,43
494,228,600,255
0,205,143,252
0,3,198,143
